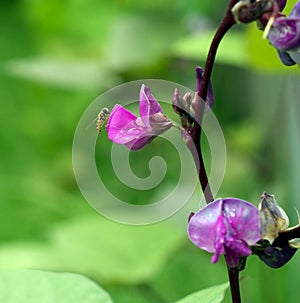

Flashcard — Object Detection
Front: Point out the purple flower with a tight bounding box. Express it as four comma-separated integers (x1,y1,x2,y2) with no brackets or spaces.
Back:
188,198,260,268
268,0,300,66
106,84,172,150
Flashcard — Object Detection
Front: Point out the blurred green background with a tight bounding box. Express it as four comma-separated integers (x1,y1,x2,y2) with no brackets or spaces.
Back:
1,0,300,302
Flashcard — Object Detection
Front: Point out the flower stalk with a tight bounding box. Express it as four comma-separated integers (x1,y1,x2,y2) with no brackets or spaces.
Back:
227,267,242,303
188,0,238,204
189,1,244,302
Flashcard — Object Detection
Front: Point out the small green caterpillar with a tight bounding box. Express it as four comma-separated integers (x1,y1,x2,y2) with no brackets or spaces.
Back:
96,107,110,133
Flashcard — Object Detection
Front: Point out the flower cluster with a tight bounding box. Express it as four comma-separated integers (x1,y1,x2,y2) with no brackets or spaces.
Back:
100,2,300,274
267,0,300,65
106,66,213,150
187,191,300,269
232,0,300,66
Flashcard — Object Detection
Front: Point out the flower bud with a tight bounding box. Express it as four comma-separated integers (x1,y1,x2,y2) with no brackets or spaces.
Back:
258,192,289,244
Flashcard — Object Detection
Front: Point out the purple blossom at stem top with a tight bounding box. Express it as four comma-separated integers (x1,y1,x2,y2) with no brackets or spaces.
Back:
267,0,300,66
106,84,172,150
188,198,260,268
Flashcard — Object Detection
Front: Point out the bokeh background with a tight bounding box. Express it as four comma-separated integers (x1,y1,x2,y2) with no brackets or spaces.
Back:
1,0,300,302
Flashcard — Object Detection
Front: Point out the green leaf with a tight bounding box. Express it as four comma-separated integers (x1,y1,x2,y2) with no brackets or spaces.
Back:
149,247,227,302
174,282,229,303
0,270,113,303
0,216,185,283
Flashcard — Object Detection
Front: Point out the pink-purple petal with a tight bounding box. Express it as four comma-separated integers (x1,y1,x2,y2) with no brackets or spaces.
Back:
226,238,252,257
106,85,171,151
106,104,138,143
188,199,223,253
188,198,260,266
268,18,300,50
212,215,227,263
139,84,162,126
125,135,155,150
222,198,261,245
290,0,300,18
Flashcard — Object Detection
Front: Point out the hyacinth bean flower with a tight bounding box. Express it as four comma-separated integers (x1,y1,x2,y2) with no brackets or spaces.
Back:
267,0,300,66
188,198,260,268
106,84,172,150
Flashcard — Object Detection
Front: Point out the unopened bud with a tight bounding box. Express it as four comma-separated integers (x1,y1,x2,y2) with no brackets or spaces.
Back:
258,192,289,244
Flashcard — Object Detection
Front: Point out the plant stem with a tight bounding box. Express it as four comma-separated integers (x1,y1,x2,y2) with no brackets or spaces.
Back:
189,0,238,204
191,1,243,303
227,267,242,303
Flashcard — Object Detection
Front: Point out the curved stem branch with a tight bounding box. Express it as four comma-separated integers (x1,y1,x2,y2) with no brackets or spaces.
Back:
191,1,243,303
190,0,238,204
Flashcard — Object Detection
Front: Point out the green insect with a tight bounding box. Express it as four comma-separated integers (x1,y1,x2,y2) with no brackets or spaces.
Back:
96,107,110,134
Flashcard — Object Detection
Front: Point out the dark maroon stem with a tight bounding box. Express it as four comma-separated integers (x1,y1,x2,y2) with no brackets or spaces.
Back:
197,0,237,103
274,225,300,247
189,0,238,204
227,267,242,303
191,1,243,303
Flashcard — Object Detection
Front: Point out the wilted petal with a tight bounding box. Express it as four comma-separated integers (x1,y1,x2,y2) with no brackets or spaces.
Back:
258,192,289,244
289,238,300,248
139,84,162,126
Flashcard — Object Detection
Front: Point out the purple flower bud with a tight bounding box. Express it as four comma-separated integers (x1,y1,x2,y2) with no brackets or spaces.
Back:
267,1,300,65
172,66,214,128
276,0,287,12
106,85,172,150
188,198,260,268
